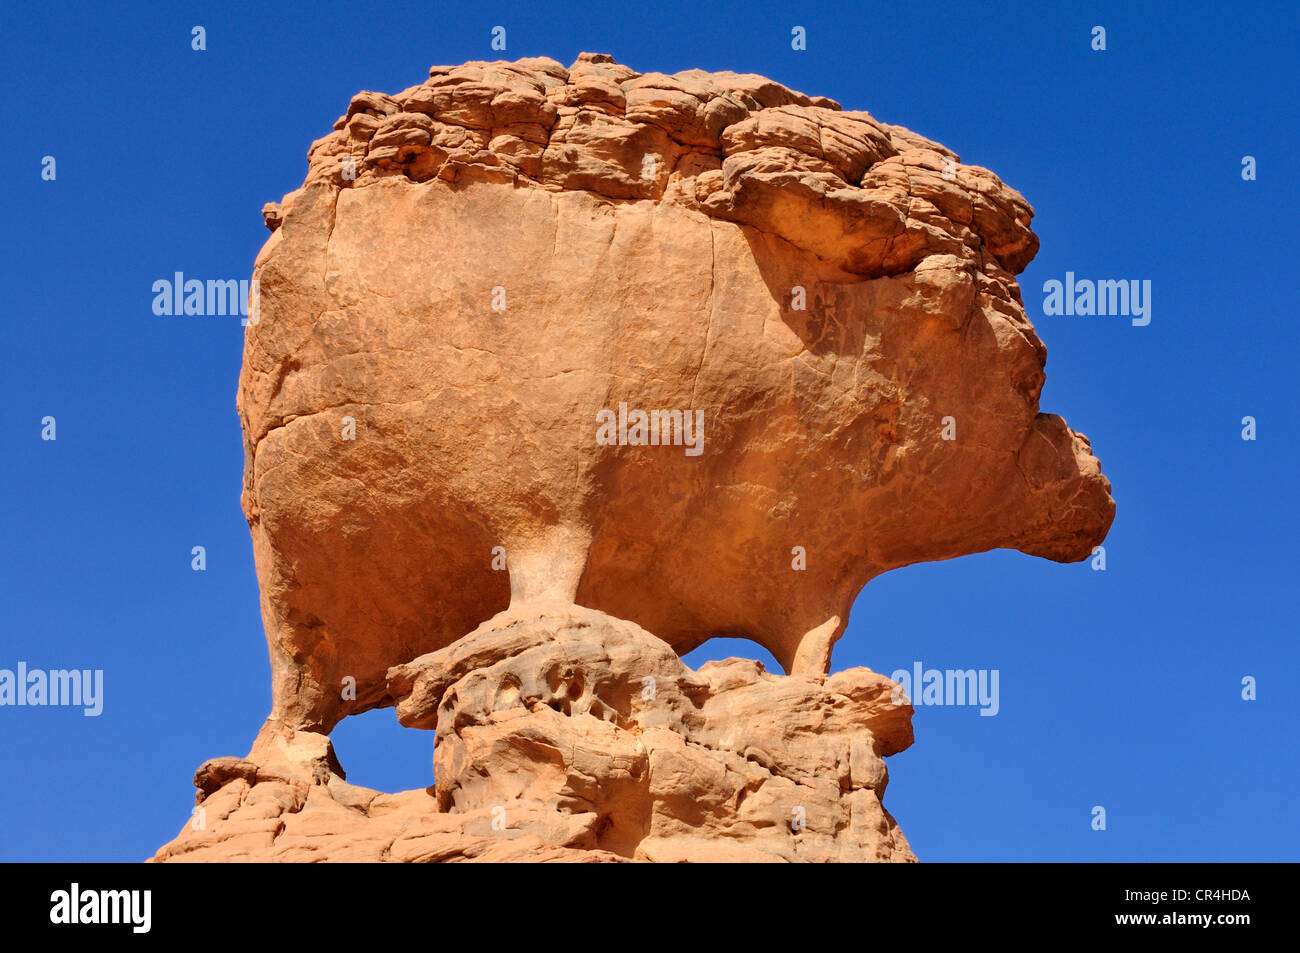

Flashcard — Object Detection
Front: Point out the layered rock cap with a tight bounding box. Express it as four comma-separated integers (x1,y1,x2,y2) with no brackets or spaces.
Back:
155,53,1113,863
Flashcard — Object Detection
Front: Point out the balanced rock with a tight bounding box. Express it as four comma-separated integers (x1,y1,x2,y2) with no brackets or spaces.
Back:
155,53,1113,863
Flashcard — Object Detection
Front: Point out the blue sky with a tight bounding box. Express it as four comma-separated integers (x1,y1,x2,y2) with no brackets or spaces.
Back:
1,0,1296,861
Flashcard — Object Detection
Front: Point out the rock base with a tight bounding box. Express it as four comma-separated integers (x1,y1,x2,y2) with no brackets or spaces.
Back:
154,607,915,862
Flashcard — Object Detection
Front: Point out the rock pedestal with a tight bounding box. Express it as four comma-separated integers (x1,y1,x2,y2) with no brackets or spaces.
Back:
156,606,915,862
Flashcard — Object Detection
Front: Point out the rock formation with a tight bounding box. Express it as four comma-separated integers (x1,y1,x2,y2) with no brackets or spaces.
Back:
154,54,1113,863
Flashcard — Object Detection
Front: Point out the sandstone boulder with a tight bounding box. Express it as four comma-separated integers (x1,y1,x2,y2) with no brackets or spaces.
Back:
155,53,1113,863
241,53,1112,735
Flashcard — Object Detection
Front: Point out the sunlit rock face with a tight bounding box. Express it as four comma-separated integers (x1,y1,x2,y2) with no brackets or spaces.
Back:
153,54,1112,864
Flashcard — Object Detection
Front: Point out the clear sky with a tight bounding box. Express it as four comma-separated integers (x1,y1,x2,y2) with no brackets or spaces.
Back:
1,0,1296,862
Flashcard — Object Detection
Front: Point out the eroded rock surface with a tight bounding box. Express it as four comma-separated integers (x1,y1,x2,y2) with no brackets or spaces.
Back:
240,53,1111,735
157,608,914,862
155,53,1113,863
